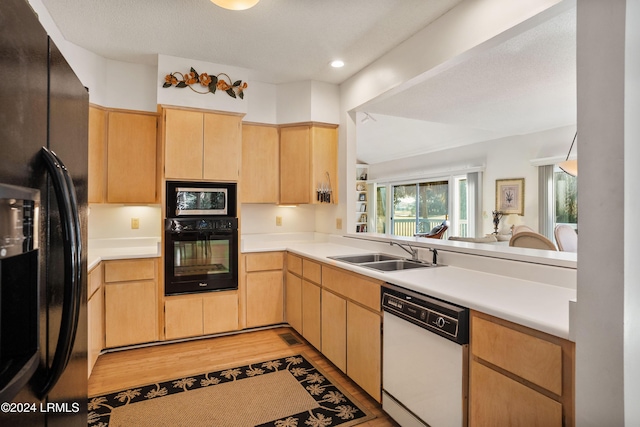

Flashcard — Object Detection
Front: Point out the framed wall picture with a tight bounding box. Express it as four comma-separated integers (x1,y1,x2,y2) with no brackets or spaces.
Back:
496,178,524,215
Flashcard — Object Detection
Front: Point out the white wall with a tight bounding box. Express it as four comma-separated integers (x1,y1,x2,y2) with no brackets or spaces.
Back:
240,204,315,234
575,0,640,424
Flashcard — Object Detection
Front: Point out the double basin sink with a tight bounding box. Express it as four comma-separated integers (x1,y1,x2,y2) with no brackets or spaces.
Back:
328,253,436,272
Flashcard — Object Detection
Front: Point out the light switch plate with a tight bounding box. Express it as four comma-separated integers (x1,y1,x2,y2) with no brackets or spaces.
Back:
131,218,140,229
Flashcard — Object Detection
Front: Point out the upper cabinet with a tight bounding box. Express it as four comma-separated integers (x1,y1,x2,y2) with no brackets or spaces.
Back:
279,124,338,205
88,105,158,204
88,106,107,203
241,124,279,203
163,107,242,182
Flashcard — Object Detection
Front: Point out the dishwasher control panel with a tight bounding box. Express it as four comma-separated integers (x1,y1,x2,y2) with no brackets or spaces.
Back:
382,283,469,344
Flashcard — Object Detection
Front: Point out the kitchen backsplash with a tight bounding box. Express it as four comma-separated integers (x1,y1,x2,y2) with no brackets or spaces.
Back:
88,204,162,239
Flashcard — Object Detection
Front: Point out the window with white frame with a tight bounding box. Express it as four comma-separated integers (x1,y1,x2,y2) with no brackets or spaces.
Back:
371,173,477,238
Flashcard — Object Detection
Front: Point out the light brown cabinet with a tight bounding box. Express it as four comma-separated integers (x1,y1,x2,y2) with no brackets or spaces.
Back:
88,106,107,203
321,288,346,371
103,258,159,348
279,124,338,204
244,252,284,328
88,106,158,204
285,254,322,349
241,124,279,203
106,111,158,203
469,311,575,427
163,108,242,181
87,263,104,377
320,265,382,402
164,291,239,340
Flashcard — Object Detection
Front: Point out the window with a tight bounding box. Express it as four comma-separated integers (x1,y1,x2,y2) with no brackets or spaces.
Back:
371,172,479,238
554,166,578,227
538,165,578,239
390,180,449,237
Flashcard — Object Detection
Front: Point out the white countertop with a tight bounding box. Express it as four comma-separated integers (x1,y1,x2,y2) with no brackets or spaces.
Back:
243,237,576,341
88,237,161,271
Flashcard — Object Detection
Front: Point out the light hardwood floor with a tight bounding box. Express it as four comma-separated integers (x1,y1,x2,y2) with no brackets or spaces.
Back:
88,327,398,427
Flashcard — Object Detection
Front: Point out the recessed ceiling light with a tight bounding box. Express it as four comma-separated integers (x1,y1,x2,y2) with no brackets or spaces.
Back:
330,60,345,68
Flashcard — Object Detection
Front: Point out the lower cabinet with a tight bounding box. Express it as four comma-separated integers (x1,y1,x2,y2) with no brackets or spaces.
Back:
469,311,575,427
104,258,158,348
164,291,238,340
320,266,382,402
321,289,346,371
87,263,104,377
244,252,284,328
284,254,322,349
346,301,381,402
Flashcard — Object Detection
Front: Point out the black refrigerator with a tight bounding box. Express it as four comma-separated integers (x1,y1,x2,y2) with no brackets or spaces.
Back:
0,0,88,425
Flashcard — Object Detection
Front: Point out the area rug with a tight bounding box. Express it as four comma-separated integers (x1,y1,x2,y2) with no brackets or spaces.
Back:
88,354,375,427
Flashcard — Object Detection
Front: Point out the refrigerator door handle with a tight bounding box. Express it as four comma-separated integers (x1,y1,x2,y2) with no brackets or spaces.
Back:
38,147,83,398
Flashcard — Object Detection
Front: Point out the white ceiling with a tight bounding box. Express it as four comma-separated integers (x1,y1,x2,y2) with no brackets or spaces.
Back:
356,6,577,164
39,0,460,84
40,0,576,165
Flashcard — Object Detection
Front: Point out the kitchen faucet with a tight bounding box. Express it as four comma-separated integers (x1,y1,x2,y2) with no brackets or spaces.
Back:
389,241,438,265
389,241,419,261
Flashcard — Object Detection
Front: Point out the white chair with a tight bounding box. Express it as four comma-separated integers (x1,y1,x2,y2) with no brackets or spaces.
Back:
512,224,534,235
509,231,557,251
554,224,578,252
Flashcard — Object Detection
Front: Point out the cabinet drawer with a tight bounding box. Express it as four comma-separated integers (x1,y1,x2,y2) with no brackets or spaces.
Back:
321,266,381,312
246,252,284,272
302,259,321,284
287,253,302,276
470,360,562,426
104,259,156,283
472,315,562,395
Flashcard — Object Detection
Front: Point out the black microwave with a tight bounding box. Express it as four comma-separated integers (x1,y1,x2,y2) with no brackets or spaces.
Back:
166,181,237,218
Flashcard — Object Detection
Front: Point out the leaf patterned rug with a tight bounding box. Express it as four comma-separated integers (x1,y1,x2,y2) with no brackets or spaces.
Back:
88,354,375,427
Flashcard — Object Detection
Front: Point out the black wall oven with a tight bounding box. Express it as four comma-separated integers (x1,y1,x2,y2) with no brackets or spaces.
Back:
165,181,239,295
164,217,238,295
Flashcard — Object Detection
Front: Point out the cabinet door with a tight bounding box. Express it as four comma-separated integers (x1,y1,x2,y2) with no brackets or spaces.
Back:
285,271,302,333
203,113,241,181
107,111,157,203
310,125,338,204
301,280,321,349
164,296,203,340
164,109,203,179
470,360,563,426
88,106,107,203
347,302,381,402
87,285,103,377
241,124,279,203
246,271,284,327
321,289,346,372
203,292,239,334
105,280,158,347
279,126,310,204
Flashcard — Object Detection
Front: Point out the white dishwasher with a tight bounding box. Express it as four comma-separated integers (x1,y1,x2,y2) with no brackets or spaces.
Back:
382,283,469,427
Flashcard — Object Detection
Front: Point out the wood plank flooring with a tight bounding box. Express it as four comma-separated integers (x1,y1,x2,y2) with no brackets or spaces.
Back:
88,327,398,427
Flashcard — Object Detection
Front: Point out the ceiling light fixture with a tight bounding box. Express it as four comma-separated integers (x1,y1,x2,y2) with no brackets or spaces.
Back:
210,0,260,10
558,131,578,177
330,60,345,68
361,112,377,124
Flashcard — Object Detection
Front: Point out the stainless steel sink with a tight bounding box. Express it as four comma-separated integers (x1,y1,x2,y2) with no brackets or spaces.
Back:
328,253,403,264
328,253,437,272
360,259,432,271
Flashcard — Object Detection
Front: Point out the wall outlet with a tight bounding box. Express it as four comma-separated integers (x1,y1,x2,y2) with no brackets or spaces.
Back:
276,216,283,226
336,218,342,229
131,218,140,229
